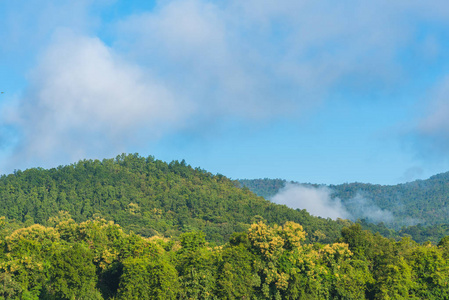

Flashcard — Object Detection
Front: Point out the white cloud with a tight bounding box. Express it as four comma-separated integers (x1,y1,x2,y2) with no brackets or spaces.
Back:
3,30,190,170
115,0,449,120
3,0,449,170
271,183,351,220
116,0,290,119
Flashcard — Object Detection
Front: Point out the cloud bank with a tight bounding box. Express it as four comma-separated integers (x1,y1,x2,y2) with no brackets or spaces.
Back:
2,0,449,171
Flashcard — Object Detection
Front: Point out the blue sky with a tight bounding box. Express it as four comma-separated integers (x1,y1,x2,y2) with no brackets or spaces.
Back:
1,0,449,185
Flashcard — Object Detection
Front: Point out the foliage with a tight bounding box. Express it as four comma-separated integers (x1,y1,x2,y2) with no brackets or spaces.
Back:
0,154,448,298
0,218,447,299
0,154,348,244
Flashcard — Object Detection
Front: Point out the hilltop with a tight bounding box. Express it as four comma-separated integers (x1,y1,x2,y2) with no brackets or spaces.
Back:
0,153,349,244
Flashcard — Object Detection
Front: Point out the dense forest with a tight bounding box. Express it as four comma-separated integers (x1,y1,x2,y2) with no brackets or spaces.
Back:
239,177,449,227
1,154,447,244
1,153,449,298
332,175,449,227
0,216,448,299
240,178,449,243
0,154,351,244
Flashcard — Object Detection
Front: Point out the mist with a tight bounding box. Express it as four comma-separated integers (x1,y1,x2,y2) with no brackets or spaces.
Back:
271,183,394,223
345,193,394,223
271,183,350,220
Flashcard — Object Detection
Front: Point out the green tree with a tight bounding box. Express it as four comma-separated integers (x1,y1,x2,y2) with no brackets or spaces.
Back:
118,249,179,300
176,231,217,299
216,242,259,299
408,245,449,299
48,243,101,299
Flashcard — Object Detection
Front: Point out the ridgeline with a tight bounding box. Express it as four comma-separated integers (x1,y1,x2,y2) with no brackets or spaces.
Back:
240,178,449,243
0,153,348,244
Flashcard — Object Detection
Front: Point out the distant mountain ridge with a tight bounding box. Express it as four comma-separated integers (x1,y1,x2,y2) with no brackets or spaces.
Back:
239,173,449,229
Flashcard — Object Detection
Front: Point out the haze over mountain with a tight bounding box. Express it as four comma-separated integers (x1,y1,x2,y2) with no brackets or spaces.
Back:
240,173,449,229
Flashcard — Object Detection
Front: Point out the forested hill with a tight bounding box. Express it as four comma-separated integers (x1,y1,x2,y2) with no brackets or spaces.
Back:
2,155,449,299
0,154,350,244
239,175,449,229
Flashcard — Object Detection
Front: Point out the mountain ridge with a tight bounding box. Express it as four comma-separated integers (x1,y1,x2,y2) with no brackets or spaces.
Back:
239,172,449,229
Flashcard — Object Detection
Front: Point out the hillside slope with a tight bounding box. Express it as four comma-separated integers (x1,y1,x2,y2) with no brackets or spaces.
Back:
0,154,349,244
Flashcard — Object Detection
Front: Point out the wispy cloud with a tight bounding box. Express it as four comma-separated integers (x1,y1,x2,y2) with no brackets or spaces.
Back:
412,76,449,159
399,166,424,183
115,0,299,119
345,193,394,224
2,0,449,171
